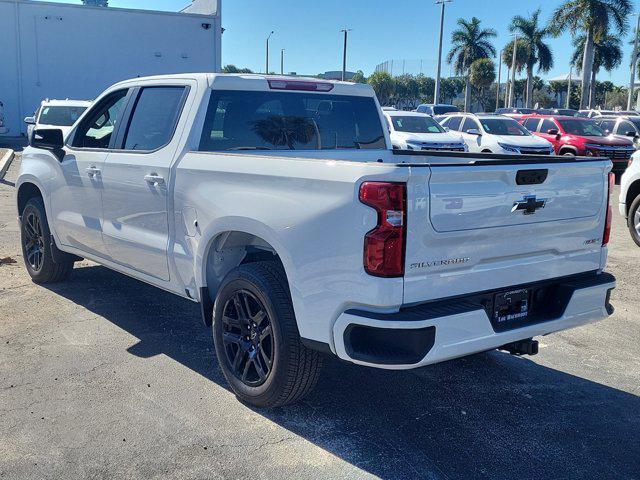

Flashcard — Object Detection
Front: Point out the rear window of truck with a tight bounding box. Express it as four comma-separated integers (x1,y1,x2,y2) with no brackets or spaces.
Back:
198,90,386,151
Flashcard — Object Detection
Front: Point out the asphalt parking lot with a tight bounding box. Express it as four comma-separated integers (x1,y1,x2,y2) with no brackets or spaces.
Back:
1,152,639,480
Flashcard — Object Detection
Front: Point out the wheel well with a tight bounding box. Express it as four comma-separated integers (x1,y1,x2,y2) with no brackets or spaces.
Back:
559,146,577,155
204,231,286,303
626,180,640,216
481,149,492,153
17,182,43,216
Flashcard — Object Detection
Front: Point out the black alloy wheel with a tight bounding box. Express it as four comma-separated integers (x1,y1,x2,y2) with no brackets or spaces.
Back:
22,210,45,272
221,289,274,386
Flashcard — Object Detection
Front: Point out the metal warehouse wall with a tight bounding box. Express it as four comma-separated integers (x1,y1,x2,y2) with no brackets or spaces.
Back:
0,0,221,135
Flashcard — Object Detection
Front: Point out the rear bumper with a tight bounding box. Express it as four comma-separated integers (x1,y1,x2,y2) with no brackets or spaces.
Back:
332,272,615,369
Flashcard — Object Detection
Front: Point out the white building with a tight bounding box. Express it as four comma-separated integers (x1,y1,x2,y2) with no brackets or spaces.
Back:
0,0,222,136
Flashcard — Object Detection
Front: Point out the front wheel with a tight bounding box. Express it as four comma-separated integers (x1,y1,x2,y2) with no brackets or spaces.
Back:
627,195,640,247
20,197,73,283
212,261,322,407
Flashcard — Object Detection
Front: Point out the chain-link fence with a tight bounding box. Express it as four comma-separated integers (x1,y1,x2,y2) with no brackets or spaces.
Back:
374,59,439,77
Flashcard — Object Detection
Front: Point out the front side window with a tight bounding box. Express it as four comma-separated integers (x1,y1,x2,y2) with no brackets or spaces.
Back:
38,106,87,126
478,118,530,136
617,120,636,135
122,87,186,151
446,116,463,131
558,119,605,136
598,119,616,133
540,119,557,133
72,90,128,149
523,118,540,131
462,117,481,133
390,115,445,133
199,90,386,151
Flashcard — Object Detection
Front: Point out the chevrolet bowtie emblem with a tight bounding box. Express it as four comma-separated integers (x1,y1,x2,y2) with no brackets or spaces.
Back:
512,195,546,215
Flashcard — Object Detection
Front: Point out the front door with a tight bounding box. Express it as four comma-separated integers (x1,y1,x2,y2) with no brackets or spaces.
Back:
536,118,561,152
100,85,189,281
49,89,130,258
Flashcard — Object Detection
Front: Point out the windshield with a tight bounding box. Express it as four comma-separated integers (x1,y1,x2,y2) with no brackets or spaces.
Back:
433,105,459,115
199,90,386,151
38,106,87,126
478,118,530,136
391,115,445,133
558,119,605,136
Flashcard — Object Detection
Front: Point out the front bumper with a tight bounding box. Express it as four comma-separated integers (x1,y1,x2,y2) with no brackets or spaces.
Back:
332,272,615,369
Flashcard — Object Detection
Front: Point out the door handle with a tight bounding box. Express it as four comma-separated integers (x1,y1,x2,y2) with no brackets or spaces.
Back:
144,173,165,186
85,166,101,177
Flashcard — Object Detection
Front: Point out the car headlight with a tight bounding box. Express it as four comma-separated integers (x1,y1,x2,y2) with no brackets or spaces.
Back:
498,143,521,154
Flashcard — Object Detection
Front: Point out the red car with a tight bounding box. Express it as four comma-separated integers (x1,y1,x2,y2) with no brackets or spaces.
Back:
519,115,635,174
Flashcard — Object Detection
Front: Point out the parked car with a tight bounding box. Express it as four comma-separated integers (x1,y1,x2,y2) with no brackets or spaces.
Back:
439,113,554,154
536,108,579,117
495,107,535,117
415,103,459,116
620,151,640,246
520,115,635,175
593,115,640,148
17,73,616,407
24,99,91,142
0,100,7,134
578,109,616,118
384,110,467,151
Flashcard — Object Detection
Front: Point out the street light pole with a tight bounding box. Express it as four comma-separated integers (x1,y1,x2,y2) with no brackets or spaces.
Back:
280,49,285,75
265,31,274,74
628,13,640,110
508,33,518,108
433,0,451,104
566,65,573,109
340,28,351,81
496,48,503,112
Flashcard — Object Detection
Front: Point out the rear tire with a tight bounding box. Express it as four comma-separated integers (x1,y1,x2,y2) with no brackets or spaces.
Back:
212,261,322,407
627,195,640,247
20,197,73,283
561,150,575,156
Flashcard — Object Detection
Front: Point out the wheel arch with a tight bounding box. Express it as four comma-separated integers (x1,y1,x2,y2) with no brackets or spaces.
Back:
625,180,640,216
17,180,45,217
197,221,294,327
559,145,578,155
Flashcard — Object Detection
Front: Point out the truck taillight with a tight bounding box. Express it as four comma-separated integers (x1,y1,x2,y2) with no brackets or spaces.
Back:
359,182,406,277
603,172,614,246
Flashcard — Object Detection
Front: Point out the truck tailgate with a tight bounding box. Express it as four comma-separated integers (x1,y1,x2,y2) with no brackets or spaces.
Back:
403,156,611,305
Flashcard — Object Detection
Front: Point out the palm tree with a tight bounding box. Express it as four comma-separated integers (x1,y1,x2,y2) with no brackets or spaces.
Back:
470,58,496,111
509,9,554,108
549,0,631,109
571,33,622,108
447,17,497,112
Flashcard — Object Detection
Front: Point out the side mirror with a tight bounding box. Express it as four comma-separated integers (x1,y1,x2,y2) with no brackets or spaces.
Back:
31,128,65,160
625,130,637,137
466,128,481,136
24,116,36,125
547,129,559,135
443,127,450,132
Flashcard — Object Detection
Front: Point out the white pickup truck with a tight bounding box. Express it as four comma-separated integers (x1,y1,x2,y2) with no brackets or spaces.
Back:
17,74,616,407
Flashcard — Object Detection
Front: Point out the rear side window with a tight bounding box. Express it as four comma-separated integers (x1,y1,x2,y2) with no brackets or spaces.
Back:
122,87,186,151
198,90,386,151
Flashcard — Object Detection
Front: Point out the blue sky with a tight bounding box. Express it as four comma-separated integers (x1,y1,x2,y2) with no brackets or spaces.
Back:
40,0,639,85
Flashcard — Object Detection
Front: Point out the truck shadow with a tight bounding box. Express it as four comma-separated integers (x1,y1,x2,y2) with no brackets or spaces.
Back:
43,264,640,480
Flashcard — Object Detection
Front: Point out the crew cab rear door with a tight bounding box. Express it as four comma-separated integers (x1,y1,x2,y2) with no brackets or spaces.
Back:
402,154,611,305
100,82,192,281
